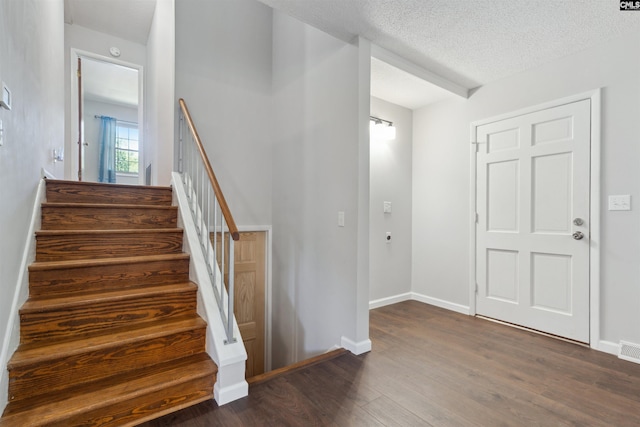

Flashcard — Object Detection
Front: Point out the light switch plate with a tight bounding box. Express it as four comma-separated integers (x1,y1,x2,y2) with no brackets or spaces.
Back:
608,195,631,211
338,211,345,227
383,201,392,213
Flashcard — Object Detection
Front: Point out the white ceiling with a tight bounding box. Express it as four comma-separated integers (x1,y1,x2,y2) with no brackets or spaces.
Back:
82,58,138,107
65,0,640,111
64,0,156,45
259,0,640,108
64,0,152,106
370,57,456,110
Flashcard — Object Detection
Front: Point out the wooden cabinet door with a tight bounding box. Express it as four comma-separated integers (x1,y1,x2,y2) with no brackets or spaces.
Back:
216,231,266,377
235,231,266,377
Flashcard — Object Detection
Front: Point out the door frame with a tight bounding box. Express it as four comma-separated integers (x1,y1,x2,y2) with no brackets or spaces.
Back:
468,89,601,348
68,48,144,183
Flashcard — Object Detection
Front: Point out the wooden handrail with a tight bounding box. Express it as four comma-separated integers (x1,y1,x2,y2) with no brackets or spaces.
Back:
179,98,240,241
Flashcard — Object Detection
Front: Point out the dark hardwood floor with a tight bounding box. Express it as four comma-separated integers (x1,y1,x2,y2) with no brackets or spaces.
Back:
141,300,640,426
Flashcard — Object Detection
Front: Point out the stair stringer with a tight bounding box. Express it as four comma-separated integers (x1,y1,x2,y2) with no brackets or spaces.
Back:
0,179,46,416
171,172,248,405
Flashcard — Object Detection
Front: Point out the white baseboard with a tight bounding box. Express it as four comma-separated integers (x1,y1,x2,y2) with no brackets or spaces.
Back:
341,336,372,355
410,292,471,315
0,179,45,415
214,378,248,406
595,340,620,356
369,292,412,309
369,291,471,315
41,168,56,179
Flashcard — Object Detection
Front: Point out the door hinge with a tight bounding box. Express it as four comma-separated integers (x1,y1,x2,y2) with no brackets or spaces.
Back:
475,283,479,294
475,212,479,223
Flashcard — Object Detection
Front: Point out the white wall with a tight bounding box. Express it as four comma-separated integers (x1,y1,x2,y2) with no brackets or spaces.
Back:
175,0,272,225
84,100,138,184
271,11,362,367
412,33,640,348
146,0,174,186
174,0,368,369
369,97,413,304
64,24,146,181
0,0,64,411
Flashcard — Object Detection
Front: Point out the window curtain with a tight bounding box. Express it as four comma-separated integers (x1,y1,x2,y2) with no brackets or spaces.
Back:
98,116,117,183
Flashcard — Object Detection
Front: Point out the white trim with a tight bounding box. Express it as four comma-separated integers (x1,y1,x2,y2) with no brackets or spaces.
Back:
368,291,470,314
171,172,248,404
214,360,249,405
371,44,469,99
588,90,602,350
0,179,46,414
468,89,602,347
411,292,471,315
468,124,478,316
596,340,620,356
41,168,56,179
69,48,144,183
369,292,412,309
341,336,372,355
236,225,273,372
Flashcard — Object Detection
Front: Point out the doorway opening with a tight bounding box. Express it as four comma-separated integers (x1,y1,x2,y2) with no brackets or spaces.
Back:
69,50,144,185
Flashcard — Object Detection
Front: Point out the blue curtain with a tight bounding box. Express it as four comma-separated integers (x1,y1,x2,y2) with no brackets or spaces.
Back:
98,116,117,183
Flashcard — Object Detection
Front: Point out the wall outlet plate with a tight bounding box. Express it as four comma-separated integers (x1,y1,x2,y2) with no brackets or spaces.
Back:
608,195,631,211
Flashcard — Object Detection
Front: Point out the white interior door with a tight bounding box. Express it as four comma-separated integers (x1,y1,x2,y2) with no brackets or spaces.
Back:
475,99,591,343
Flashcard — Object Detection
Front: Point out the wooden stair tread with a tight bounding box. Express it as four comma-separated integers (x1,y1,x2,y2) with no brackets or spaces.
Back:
42,202,178,210
1,180,216,425
29,253,190,271
44,179,171,191
21,282,197,313
36,228,183,236
9,316,207,369
45,180,173,206
0,353,216,426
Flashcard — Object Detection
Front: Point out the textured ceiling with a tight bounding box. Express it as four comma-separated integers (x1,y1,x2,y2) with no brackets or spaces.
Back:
64,0,157,45
65,0,640,110
258,0,640,89
371,58,455,109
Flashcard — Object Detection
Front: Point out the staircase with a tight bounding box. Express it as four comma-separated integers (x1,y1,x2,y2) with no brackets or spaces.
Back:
0,180,217,427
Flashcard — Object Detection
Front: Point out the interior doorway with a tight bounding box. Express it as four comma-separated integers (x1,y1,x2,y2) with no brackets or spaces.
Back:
69,50,144,185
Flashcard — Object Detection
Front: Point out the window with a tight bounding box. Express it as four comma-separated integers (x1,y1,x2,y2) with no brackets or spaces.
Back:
115,123,139,175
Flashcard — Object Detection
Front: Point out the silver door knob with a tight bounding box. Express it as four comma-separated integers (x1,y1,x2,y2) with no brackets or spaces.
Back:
572,231,584,240
573,218,584,226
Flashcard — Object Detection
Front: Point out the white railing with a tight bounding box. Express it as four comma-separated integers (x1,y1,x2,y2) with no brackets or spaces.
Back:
178,98,239,344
